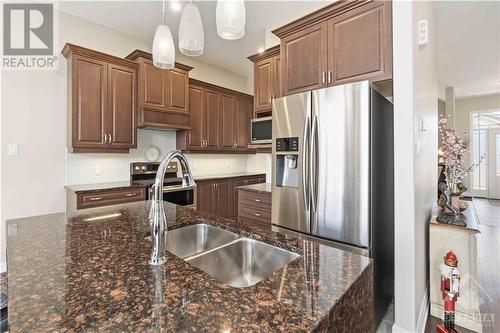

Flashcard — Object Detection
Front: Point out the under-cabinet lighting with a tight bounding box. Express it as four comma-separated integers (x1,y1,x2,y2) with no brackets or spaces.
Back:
83,213,122,222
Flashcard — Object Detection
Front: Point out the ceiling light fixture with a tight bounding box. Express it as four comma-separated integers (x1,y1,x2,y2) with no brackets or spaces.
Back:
216,0,246,40
179,1,204,56
152,0,175,69
170,0,182,12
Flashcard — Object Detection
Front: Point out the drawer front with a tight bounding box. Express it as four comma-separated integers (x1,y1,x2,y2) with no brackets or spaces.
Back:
239,203,271,224
77,188,146,209
239,191,271,210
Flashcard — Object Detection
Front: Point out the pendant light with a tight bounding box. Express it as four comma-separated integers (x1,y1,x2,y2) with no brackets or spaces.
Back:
152,0,175,69
216,0,246,40
178,1,204,56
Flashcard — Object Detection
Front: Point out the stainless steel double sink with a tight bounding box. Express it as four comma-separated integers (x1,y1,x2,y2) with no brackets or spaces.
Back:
162,223,299,288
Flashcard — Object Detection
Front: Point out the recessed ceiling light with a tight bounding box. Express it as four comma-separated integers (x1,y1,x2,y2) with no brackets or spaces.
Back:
170,1,182,12
258,47,265,54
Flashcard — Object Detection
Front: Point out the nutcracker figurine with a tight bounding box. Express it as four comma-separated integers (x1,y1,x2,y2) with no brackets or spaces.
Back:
437,251,461,333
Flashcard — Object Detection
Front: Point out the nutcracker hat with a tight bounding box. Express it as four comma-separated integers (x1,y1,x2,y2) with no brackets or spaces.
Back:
444,250,458,267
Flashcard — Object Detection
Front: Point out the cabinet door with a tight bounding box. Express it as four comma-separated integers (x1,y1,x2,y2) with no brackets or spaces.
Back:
254,59,274,112
71,56,107,148
216,181,231,218
166,68,189,113
273,56,282,98
221,94,236,149
281,22,328,95
232,179,246,220
236,98,251,149
140,60,166,110
197,181,213,213
328,1,392,85
107,63,137,148
187,85,204,148
205,89,220,149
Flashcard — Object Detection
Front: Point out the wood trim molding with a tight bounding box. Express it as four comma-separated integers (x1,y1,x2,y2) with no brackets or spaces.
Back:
61,43,138,69
272,0,369,38
247,45,280,63
189,78,253,100
125,49,193,72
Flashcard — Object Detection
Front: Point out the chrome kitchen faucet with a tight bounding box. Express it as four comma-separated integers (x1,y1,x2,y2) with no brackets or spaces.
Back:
149,150,196,265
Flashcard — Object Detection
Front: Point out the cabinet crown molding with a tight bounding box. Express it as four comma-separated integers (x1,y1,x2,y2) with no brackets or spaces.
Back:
247,45,280,63
189,78,253,100
125,49,193,72
272,0,370,38
61,43,138,68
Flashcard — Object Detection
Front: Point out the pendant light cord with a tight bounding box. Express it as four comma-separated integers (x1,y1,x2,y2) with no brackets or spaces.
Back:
162,0,166,25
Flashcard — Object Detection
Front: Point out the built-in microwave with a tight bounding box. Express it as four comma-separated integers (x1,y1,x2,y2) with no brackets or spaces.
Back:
251,116,272,144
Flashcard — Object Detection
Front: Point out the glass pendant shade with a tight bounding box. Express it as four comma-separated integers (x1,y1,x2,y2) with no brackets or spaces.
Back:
152,24,175,69
179,3,204,56
216,0,246,40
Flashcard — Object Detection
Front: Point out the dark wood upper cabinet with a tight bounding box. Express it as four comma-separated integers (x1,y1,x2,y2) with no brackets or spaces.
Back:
248,45,281,115
280,22,328,95
62,43,138,153
125,50,192,130
177,79,254,153
328,1,392,85
273,0,392,95
107,64,137,148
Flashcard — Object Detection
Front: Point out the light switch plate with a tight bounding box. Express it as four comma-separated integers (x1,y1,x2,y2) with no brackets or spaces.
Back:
8,143,19,155
418,19,428,46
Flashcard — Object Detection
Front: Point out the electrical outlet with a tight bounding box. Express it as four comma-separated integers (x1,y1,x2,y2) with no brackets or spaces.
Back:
94,164,103,175
8,143,19,155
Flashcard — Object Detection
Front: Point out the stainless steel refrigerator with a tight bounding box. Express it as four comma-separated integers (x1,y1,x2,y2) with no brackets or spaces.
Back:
271,80,394,327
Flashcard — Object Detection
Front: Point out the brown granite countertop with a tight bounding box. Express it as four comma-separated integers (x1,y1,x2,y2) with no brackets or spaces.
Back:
6,201,373,332
65,181,147,193
237,182,272,194
194,172,266,182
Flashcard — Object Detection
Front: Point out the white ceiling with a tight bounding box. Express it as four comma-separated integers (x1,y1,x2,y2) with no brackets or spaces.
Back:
59,0,331,79
434,1,500,98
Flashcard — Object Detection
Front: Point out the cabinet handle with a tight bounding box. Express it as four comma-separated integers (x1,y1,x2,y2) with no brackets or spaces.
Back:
254,213,261,217
90,197,103,201
103,134,108,144
322,72,326,84
328,71,332,84
125,193,137,197
255,199,261,202
108,134,112,144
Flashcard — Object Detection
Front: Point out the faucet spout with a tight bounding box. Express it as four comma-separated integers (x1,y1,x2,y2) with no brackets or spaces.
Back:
149,150,196,265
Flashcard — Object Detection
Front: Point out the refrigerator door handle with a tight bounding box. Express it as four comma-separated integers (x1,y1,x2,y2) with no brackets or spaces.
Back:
311,115,319,214
302,116,311,212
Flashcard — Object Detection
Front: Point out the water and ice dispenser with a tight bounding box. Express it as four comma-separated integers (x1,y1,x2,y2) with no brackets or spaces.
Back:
275,137,299,188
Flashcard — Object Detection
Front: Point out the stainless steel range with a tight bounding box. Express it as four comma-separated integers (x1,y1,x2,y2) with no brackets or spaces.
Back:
130,162,196,209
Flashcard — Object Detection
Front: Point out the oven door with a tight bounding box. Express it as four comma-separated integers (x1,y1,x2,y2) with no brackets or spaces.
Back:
148,186,196,209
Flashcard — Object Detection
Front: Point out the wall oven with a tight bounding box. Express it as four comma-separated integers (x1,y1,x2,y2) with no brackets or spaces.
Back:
251,116,272,144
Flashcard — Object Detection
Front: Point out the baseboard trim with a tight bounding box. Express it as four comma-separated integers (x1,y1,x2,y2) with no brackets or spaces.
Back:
416,283,430,333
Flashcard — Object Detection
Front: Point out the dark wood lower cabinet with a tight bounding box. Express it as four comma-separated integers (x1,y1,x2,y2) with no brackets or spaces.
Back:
196,175,266,220
238,190,272,226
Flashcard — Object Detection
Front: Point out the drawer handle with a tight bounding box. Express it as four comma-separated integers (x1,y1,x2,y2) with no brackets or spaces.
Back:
125,193,137,197
90,197,103,201
255,199,261,202
254,213,261,217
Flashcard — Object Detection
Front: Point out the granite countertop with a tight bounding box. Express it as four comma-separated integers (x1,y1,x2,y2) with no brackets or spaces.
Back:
65,181,147,193
194,172,266,181
6,201,373,332
237,182,272,194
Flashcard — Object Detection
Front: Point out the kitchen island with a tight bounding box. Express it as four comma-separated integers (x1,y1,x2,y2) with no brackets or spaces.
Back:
6,201,373,332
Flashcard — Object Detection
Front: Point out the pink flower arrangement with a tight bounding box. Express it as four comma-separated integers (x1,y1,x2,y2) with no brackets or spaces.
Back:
439,116,485,192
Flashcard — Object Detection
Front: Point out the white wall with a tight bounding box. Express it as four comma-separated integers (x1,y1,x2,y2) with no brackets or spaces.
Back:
0,11,256,271
246,153,272,182
393,1,438,332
